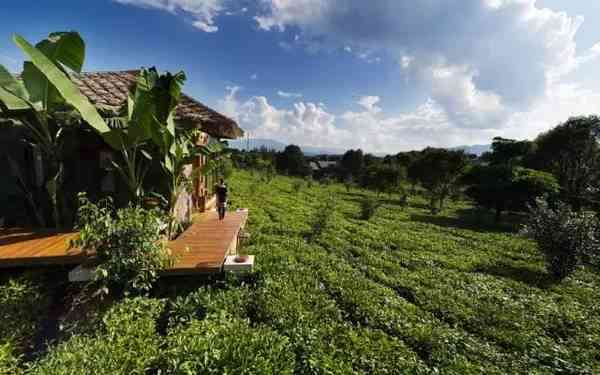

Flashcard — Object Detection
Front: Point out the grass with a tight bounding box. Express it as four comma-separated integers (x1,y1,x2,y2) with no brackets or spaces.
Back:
2,169,599,373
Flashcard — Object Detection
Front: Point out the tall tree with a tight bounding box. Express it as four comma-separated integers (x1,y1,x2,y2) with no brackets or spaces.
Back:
482,137,533,167
340,149,364,181
276,145,310,177
409,148,468,213
463,165,559,222
528,116,600,210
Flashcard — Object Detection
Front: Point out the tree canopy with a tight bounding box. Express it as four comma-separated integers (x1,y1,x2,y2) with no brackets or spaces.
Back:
529,116,600,210
276,145,311,177
409,148,468,212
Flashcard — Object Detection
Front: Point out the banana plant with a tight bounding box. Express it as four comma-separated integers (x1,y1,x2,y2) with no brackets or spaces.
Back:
0,32,117,228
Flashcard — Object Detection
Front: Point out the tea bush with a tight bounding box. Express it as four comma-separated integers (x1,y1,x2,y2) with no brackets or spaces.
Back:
73,194,172,294
359,196,380,220
10,171,600,373
291,179,304,194
308,194,336,240
522,199,599,279
162,313,295,374
0,273,51,352
0,342,22,375
29,298,164,374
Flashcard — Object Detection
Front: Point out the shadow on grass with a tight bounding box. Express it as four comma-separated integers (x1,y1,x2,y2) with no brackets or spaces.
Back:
472,261,556,288
410,208,522,234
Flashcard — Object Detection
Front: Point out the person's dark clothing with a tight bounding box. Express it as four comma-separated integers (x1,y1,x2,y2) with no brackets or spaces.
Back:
216,184,228,203
215,183,228,220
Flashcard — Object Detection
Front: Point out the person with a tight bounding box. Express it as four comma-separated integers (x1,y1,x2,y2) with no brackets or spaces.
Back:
215,178,228,220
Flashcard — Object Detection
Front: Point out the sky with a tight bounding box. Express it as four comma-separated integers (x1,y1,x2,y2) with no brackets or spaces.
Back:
1,0,599,153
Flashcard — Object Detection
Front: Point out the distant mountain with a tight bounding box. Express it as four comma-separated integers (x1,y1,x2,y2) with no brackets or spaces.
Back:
228,138,345,156
228,138,287,152
451,144,491,156
228,138,491,157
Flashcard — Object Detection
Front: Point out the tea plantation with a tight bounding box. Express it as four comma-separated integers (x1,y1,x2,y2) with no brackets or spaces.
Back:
2,170,599,374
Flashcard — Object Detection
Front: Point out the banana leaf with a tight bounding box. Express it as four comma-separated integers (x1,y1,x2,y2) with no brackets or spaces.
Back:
0,64,29,110
13,34,118,149
22,32,85,112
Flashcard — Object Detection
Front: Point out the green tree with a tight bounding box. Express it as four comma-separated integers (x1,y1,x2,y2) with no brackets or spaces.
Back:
464,165,559,222
482,137,533,167
362,164,404,196
528,116,600,210
409,148,468,213
276,144,310,177
340,149,364,181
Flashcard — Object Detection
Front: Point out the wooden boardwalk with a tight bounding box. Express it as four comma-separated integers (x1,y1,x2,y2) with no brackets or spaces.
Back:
0,209,248,274
0,228,83,267
165,210,248,275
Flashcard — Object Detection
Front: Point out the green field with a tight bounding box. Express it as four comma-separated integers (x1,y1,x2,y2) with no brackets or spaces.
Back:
3,170,600,374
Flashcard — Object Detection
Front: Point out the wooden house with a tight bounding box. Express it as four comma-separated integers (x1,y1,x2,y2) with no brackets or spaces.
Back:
0,70,243,227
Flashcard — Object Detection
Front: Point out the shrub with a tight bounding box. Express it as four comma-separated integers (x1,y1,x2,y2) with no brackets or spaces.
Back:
309,195,336,240
72,194,172,295
29,298,164,375
0,342,22,375
522,199,599,280
291,179,304,194
162,313,294,374
0,274,50,352
360,196,381,220
305,176,315,189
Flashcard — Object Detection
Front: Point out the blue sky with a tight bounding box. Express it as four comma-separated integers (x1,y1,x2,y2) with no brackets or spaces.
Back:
1,1,599,153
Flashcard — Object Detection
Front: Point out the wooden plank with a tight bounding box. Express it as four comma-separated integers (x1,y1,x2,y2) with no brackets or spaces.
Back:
0,229,83,267
164,210,248,275
0,209,248,273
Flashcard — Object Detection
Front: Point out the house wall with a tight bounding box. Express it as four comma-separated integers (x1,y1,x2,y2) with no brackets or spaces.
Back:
173,130,215,225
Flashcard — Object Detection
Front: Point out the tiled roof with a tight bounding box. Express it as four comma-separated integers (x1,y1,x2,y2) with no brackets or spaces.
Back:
72,70,243,139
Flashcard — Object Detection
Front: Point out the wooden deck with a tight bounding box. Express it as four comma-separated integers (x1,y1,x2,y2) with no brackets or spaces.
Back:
0,209,248,274
165,209,248,275
0,228,83,267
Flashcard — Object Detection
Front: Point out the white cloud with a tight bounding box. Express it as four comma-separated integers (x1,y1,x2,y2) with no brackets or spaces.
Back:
255,0,600,131
219,79,600,154
357,96,381,114
218,85,241,119
250,73,258,80
113,0,226,32
277,90,303,98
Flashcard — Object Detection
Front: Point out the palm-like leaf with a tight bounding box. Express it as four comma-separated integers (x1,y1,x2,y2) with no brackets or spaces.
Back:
0,64,30,111
13,34,118,148
22,32,85,112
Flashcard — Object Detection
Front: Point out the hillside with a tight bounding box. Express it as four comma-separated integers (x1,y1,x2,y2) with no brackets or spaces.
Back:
2,170,599,373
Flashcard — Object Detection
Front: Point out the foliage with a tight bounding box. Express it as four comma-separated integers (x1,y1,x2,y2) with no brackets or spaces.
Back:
291,179,304,193
359,195,381,220
361,163,405,195
72,194,172,294
309,194,336,240
0,342,22,375
464,165,560,221
529,116,600,210
340,149,364,181
0,273,51,352
0,32,115,228
162,313,295,374
29,298,164,374
275,144,311,177
7,170,600,373
482,137,533,167
409,148,468,213
522,198,599,280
